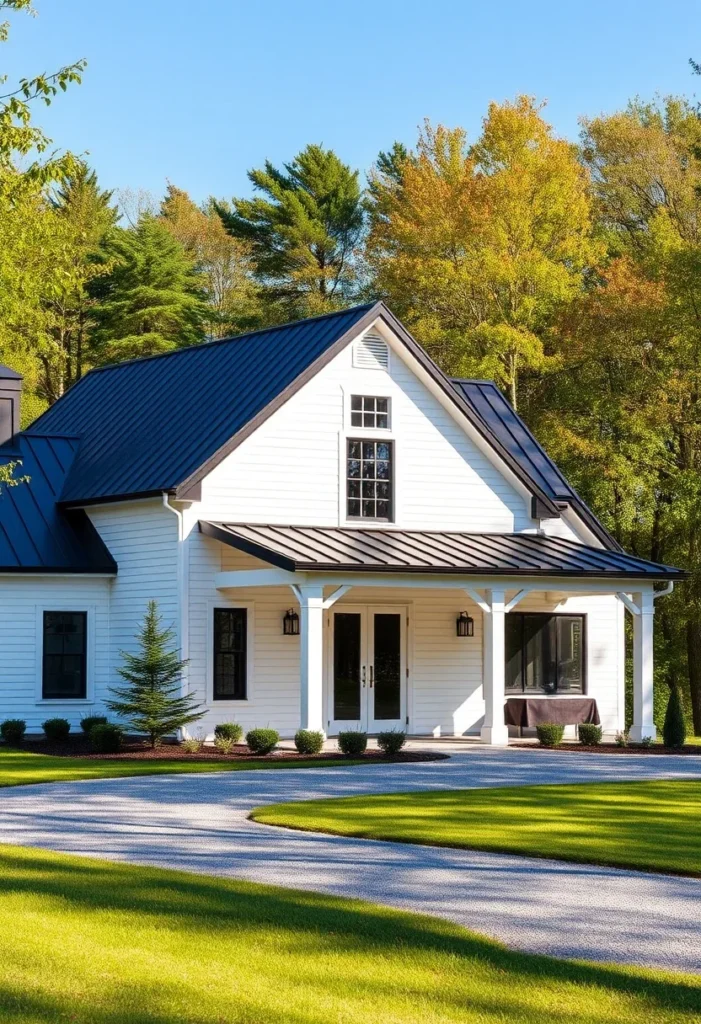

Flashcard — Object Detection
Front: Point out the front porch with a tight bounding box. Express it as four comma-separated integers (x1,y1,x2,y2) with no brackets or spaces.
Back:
200,523,682,745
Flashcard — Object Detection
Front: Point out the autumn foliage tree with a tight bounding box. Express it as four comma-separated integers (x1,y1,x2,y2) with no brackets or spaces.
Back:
368,99,599,408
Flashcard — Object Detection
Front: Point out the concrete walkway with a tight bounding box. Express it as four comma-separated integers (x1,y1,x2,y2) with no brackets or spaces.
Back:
2,747,701,973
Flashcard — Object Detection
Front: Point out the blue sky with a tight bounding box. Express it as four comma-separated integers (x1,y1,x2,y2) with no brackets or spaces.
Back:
6,0,701,205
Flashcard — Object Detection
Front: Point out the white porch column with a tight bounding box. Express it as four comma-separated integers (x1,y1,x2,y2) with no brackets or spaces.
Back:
630,589,656,742
297,584,325,733
481,588,509,746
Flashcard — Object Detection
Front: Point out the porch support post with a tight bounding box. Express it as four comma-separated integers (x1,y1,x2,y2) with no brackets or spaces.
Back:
630,589,656,742
480,588,509,746
295,584,325,734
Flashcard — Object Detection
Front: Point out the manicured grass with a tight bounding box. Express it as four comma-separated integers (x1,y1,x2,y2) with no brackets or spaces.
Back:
0,748,363,788
252,780,701,876
0,843,699,1022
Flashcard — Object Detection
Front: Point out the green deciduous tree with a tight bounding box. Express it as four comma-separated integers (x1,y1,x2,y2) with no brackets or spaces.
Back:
217,143,365,320
106,600,203,748
89,216,208,363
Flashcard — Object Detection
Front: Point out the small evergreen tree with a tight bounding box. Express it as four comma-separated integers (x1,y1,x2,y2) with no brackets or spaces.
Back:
663,685,687,749
106,600,203,747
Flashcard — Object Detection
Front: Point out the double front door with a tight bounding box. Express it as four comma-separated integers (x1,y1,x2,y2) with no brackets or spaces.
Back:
328,606,407,734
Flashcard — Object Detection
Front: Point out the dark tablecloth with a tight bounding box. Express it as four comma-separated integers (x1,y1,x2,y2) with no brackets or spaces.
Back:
504,697,600,727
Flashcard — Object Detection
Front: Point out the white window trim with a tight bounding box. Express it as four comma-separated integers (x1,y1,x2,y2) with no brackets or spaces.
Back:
35,603,97,705
206,598,255,706
338,386,402,528
338,431,401,529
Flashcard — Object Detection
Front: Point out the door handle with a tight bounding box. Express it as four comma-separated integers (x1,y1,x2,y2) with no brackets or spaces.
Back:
369,666,374,688
362,665,366,687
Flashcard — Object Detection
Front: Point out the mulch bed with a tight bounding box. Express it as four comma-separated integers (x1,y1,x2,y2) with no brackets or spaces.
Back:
511,742,701,755
19,736,448,764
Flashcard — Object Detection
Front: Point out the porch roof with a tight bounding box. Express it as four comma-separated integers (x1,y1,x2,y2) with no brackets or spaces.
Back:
199,522,686,580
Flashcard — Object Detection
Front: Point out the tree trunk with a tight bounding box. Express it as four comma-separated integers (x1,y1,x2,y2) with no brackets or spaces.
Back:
686,616,701,734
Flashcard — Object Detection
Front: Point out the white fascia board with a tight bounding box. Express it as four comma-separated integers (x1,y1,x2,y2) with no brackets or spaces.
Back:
368,318,536,518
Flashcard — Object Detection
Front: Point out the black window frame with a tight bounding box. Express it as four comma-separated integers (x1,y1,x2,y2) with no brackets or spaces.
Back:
346,438,394,522
505,612,586,695
42,611,88,700
350,395,390,429
212,607,248,701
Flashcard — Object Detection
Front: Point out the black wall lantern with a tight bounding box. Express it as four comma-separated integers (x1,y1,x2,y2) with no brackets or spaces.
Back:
456,611,474,638
283,608,300,636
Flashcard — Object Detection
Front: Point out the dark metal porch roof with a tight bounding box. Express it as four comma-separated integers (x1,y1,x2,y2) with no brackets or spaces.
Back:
199,522,686,580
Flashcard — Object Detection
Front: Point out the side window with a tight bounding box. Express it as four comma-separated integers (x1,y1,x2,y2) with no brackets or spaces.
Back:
213,608,247,700
42,611,87,699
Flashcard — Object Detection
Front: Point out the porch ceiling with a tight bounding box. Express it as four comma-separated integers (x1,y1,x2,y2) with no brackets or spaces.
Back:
199,522,686,580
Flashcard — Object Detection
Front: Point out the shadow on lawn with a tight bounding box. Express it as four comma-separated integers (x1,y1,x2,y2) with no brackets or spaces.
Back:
0,845,700,1021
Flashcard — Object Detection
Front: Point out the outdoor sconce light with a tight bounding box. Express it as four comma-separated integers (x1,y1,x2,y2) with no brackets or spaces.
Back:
456,611,474,637
283,608,300,636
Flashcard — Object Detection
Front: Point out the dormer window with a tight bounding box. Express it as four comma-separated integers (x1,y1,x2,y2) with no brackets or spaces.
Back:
350,395,390,429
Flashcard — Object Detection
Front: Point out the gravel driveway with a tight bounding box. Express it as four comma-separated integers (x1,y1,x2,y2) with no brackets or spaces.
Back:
2,747,701,973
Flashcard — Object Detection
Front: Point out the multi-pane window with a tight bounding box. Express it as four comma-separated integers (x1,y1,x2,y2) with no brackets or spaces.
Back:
505,613,585,694
347,439,393,520
42,611,87,699
350,395,390,429
213,608,247,700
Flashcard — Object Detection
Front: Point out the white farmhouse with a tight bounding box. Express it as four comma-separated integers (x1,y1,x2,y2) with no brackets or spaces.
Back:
0,303,684,743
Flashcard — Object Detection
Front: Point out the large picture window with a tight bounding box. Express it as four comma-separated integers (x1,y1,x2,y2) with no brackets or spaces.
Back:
506,613,584,694
213,608,247,700
346,439,393,520
42,611,87,699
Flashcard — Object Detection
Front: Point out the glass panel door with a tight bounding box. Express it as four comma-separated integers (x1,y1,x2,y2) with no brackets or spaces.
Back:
368,608,405,732
330,611,366,732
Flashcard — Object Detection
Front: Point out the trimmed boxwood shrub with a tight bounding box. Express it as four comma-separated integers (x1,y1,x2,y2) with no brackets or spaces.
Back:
663,686,687,749
536,722,565,748
42,718,70,741
377,730,406,756
80,715,108,735
246,728,279,755
89,723,123,754
214,722,243,743
578,723,602,746
0,719,26,745
338,730,367,756
294,729,324,755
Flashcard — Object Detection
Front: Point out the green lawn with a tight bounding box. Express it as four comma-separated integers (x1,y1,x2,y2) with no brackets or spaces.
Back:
0,843,698,1023
0,748,363,788
252,780,701,876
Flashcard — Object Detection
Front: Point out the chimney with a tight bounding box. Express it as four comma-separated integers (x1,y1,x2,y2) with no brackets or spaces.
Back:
0,365,22,448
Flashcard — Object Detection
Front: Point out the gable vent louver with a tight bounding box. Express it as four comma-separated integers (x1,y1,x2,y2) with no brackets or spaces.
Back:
353,332,389,370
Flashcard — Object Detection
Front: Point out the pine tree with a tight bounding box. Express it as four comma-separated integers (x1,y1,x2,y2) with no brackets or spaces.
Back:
216,143,365,320
106,600,204,747
89,215,208,363
663,685,687,749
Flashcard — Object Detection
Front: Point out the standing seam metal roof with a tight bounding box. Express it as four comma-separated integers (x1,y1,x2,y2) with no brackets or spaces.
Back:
200,522,686,579
0,435,117,572
28,304,376,505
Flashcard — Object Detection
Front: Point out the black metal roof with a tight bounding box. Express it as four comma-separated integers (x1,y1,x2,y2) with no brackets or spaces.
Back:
200,522,685,580
0,435,117,573
450,379,621,551
29,304,377,505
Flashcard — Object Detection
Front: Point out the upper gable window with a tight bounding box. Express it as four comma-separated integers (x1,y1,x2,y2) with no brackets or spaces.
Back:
353,332,389,370
350,395,390,430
